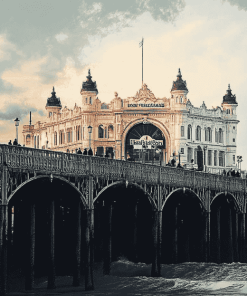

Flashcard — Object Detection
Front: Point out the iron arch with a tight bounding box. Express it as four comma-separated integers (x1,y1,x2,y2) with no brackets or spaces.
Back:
210,192,241,212
94,180,157,210
161,187,206,211
7,175,88,208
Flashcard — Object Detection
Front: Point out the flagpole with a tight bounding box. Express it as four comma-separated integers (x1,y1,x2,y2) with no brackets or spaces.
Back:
142,38,144,85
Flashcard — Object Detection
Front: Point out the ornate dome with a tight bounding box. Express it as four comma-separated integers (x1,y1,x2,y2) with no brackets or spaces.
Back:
223,84,237,105
46,87,62,107
81,69,98,94
171,68,188,92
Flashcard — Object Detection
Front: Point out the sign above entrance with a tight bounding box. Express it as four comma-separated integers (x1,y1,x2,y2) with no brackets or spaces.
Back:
128,103,164,108
130,135,163,149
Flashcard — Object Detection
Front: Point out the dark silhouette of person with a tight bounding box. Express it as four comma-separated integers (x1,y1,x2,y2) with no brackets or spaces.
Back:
171,158,176,167
8,140,12,145
95,151,98,156
236,171,240,177
231,169,236,177
77,148,82,154
13,139,18,145
88,148,93,155
83,148,88,155
105,152,109,158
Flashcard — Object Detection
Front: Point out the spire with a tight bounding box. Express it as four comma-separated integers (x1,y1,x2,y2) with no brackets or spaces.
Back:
46,87,62,107
222,84,237,105
171,68,188,92
81,69,98,94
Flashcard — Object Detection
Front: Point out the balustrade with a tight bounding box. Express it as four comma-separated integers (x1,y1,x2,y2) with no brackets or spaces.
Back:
0,144,245,194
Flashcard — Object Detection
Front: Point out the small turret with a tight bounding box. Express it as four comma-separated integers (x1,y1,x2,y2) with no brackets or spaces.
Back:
80,69,98,108
171,69,188,105
45,87,62,118
222,84,237,105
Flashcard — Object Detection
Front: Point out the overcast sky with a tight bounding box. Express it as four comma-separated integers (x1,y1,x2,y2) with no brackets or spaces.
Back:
0,0,247,168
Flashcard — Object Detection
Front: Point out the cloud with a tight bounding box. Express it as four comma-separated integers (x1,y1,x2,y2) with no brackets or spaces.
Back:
0,104,43,121
222,0,247,11
85,2,102,15
55,33,69,43
0,34,23,62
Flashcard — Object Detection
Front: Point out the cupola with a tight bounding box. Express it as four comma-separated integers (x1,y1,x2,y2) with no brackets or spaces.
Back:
222,84,237,105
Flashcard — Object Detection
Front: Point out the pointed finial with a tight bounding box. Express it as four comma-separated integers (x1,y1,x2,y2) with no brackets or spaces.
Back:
228,84,231,90
178,68,181,75
51,86,56,96
88,69,91,75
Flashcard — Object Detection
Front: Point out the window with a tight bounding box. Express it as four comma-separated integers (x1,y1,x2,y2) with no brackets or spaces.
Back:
85,97,88,103
219,151,225,167
219,128,223,143
49,112,52,117
205,127,212,142
187,147,193,163
208,150,212,166
226,109,230,114
233,155,235,164
37,135,39,149
98,125,104,138
89,97,92,104
233,138,235,142
196,126,201,141
181,126,184,137
194,148,197,164
214,150,217,166
105,127,107,138
108,125,114,138
26,134,31,146
54,132,57,146
187,125,192,140
233,126,235,130
34,136,36,148
215,129,218,143
181,148,184,154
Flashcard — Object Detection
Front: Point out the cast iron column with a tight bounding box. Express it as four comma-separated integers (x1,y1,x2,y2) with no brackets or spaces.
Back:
216,206,221,264
173,206,178,263
228,207,233,263
151,185,162,277
47,199,55,289
0,164,8,296
25,203,35,290
103,204,112,275
73,200,81,286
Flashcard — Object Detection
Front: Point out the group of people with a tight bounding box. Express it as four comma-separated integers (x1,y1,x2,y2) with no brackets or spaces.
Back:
222,169,241,177
73,147,113,158
8,139,22,146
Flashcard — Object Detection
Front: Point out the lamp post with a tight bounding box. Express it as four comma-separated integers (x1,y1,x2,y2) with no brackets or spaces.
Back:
88,125,93,150
14,118,20,144
237,155,243,171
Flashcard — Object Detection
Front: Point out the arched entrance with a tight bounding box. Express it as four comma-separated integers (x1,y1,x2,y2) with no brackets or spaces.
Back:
125,122,166,164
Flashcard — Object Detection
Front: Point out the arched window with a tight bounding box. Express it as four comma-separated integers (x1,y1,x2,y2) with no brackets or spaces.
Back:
219,128,223,143
98,125,104,138
226,109,230,114
108,125,114,138
26,134,31,146
187,124,192,140
34,136,36,148
215,129,218,143
54,132,57,146
196,126,201,141
37,135,39,149
105,127,107,138
85,97,88,104
89,97,92,104
208,127,212,142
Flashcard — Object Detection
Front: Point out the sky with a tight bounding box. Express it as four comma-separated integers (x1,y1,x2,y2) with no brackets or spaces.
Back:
0,0,247,168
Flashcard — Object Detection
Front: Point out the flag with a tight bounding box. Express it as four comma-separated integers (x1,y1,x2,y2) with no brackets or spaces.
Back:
139,38,144,47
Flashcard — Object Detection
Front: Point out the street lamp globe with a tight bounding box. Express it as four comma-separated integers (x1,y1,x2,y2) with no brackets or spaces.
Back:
88,125,93,134
14,118,20,126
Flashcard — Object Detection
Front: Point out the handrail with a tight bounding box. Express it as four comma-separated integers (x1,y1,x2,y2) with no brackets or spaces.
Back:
0,144,245,193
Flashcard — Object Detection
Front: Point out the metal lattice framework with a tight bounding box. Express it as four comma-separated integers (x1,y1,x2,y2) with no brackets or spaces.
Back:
0,144,246,213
